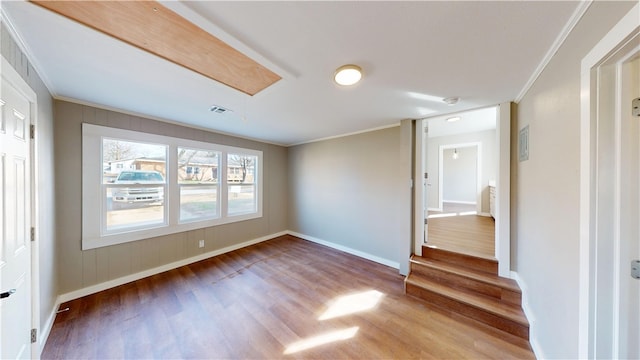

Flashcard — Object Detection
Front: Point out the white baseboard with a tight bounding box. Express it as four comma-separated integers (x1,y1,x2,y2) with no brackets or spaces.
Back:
287,230,400,269
478,212,492,217
428,207,442,212
57,231,287,304
511,271,544,360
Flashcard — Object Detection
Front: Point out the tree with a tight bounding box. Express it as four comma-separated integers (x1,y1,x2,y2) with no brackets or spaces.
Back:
178,149,218,181
103,139,134,162
177,148,198,181
228,155,254,183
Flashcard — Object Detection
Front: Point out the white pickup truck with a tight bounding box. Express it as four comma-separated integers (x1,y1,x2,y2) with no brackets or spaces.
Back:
111,170,164,210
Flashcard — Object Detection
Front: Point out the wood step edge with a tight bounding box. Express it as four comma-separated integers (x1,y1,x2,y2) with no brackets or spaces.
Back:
423,245,498,263
405,275,529,327
410,255,521,293
422,245,498,273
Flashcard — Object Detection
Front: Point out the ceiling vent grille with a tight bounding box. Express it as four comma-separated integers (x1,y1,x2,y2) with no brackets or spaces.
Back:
210,105,230,114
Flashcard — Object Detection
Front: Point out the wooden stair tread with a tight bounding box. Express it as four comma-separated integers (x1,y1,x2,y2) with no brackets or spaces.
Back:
405,275,528,327
424,244,496,261
410,255,521,293
422,245,498,274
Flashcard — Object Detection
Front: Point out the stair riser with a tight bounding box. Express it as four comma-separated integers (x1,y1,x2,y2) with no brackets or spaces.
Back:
410,264,522,305
422,247,497,274
405,282,529,340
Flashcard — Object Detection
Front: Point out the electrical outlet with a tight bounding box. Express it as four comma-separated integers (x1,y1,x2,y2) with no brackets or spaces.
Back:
198,239,205,248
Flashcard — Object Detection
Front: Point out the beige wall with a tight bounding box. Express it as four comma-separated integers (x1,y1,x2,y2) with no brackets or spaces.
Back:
54,100,288,294
1,22,57,350
288,126,408,269
513,1,635,358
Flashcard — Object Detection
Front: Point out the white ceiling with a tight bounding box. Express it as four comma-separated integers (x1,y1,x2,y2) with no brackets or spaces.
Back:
1,1,580,146
427,106,496,138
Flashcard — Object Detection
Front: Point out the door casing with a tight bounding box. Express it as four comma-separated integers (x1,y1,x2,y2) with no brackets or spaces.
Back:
578,3,639,358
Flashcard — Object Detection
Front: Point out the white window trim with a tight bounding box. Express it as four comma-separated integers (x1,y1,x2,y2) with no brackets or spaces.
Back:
82,123,263,250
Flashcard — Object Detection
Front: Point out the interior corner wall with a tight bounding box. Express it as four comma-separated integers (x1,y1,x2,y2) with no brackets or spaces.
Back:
1,21,57,348
54,100,289,295
513,1,636,358
287,126,407,270
426,129,496,213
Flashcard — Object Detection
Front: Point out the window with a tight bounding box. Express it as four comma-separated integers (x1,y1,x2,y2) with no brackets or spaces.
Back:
82,124,262,250
178,148,219,223
103,139,167,234
227,153,257,215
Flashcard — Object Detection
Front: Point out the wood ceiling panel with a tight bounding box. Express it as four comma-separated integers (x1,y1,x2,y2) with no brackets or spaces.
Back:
31,1,281,96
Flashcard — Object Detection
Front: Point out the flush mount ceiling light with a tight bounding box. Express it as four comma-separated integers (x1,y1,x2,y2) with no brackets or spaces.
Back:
334,64,362,86
446,116,461,122
442,97,460,105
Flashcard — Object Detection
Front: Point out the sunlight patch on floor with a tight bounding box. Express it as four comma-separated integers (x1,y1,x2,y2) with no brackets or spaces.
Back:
318,290,384,321
428,211,477,219
283,327,359,354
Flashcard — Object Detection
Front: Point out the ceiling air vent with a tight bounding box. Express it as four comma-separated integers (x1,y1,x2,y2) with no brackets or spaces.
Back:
209,105,231,114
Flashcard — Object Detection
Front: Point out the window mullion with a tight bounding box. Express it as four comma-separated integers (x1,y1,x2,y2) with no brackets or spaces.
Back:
168,144,178,226
221,151,228,218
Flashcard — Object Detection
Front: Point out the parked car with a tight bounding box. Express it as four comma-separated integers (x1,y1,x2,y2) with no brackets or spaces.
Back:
111,170,164,210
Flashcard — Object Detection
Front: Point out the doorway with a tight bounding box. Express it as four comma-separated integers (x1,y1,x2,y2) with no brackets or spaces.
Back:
421,108,497,261
413,104,510,275
579,4,639,358
427,142,495,259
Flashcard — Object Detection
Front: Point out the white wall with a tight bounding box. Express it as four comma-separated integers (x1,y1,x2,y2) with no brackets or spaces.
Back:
443,147,477,203
288,126,408,270
1,21,57,353
513,1,636,358
427,129,496,213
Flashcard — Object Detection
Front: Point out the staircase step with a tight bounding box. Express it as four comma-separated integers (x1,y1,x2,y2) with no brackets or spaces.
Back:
410,255,521,305
422,245,498,274
405,275,529,339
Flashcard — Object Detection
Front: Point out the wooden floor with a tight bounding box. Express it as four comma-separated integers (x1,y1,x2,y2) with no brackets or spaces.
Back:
428,203,495,259
42,235,533,359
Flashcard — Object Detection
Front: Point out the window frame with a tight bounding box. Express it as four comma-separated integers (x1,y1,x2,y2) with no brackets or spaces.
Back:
82,123,263,250
177,146,221,224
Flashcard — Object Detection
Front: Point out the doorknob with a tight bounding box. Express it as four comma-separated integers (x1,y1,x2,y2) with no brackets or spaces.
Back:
1,289,16,299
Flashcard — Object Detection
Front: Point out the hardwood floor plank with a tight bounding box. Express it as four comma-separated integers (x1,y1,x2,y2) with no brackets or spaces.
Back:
42,235,533,359
427,204,496,259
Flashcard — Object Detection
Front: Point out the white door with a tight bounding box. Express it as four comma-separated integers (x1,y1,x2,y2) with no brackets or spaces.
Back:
618,53,639,360
0,72,32,359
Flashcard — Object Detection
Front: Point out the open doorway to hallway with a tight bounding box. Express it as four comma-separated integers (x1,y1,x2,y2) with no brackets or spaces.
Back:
423,107,497,260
